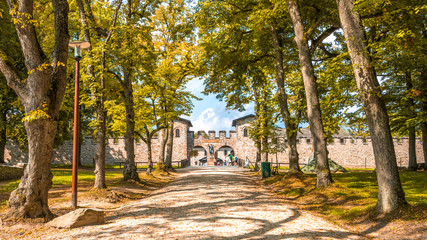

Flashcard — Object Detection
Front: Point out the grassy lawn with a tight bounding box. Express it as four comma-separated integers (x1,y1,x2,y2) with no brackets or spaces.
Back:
0,166,175,210
263,170,427,223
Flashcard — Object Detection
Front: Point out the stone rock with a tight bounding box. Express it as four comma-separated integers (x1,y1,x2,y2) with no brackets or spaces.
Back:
47,208,104,229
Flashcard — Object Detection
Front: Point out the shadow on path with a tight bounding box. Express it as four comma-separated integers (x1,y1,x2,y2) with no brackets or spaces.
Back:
48,167,367,239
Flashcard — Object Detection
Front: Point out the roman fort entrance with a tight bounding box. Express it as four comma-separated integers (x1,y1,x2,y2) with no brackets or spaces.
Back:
189,130,239,166
190,145,235,166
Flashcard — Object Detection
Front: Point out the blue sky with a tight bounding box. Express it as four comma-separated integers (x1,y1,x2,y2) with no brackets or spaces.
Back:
184,78,254,132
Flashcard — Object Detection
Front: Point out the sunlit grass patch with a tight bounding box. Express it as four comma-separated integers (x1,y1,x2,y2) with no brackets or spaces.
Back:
263,169,427,223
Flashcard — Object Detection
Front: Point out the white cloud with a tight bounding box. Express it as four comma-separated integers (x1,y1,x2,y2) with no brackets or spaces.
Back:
183,82,255,133
191,108,221,132
190,105,253,133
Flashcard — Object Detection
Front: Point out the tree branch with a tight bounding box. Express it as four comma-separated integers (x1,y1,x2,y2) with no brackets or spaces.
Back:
50,0,70,115
107,70,124,85
6,0,46,70
319,45,339,58
0,59,26,99
83,0,108,37
104,0,122,45
135,131,147,143
310,26,340,53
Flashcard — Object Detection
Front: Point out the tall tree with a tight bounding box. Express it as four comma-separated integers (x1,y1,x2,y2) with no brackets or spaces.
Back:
359,0,426,171
336,0,407,213
75,0,123,188
107,0,160,181
0,0,69,219
150,0,199,171
287,0,332,187
196,0,306,172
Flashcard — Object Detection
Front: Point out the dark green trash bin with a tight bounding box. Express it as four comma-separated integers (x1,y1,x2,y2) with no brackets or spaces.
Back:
261,162,271,178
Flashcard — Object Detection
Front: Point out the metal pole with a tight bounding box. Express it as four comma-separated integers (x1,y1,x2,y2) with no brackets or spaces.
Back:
72,59,80,209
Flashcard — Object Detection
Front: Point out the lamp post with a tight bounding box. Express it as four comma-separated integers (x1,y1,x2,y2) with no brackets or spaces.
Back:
68,41,90,208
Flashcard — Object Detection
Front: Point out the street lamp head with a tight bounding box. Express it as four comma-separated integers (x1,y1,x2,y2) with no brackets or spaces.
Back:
69,41,91,61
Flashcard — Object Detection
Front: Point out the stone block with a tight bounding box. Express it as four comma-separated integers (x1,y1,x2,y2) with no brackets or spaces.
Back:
47,208,104,229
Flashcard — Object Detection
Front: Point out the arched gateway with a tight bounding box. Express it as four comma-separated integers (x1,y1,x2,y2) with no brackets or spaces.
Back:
184,115,265,166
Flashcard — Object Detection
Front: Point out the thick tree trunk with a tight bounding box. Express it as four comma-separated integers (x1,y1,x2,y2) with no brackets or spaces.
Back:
122,73,139,181
287,0,332,187
0,111,6,164
271,22,301,172
146,139,153,175
406,73,417,171
157,128,168,171
337,0,407,213
0,0,69,219
165,121,174,170
6,120,56,219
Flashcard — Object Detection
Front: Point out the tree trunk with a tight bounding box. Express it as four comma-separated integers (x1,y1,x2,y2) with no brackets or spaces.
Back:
421,70,427,170
270,22,301,172
406,73,417,171
261,138,268,163
422,123,427,170
254,151,261,172
0,0,69,219
0,110,6,164
76,0,105,187
165,121,174,170
6,120,57,219
288,132,300,172
157,128,168,171
408,128,417,170
122,73,139,181
336,0,407,213
287,0,332,187
94,52,107,188
146,138,153,175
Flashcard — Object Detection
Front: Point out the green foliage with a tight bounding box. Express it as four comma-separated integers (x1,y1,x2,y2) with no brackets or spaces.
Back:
355,0,427,136
0,2,27,148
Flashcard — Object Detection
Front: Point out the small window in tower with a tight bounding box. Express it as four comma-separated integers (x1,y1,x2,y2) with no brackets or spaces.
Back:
175,128,180,138
243,128,248,137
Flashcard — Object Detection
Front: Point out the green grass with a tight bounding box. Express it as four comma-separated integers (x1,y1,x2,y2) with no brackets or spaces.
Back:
50,168,124,186
52,164,182,169
264,170,427,222
0,166,176,208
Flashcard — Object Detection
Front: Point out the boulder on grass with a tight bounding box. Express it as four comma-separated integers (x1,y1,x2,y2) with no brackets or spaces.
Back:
47,208,104,229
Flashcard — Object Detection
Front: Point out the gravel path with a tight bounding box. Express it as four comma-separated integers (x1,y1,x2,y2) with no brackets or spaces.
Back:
37,167,365,239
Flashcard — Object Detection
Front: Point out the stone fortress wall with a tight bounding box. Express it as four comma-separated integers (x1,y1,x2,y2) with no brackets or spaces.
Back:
3,115,425,168
231,115,425,168
4,119,192,166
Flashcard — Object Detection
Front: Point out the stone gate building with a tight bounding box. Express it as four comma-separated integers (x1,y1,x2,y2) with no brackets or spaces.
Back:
3,115,425,168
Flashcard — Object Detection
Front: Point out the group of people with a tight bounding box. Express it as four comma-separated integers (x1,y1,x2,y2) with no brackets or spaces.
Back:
221,154,238,166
